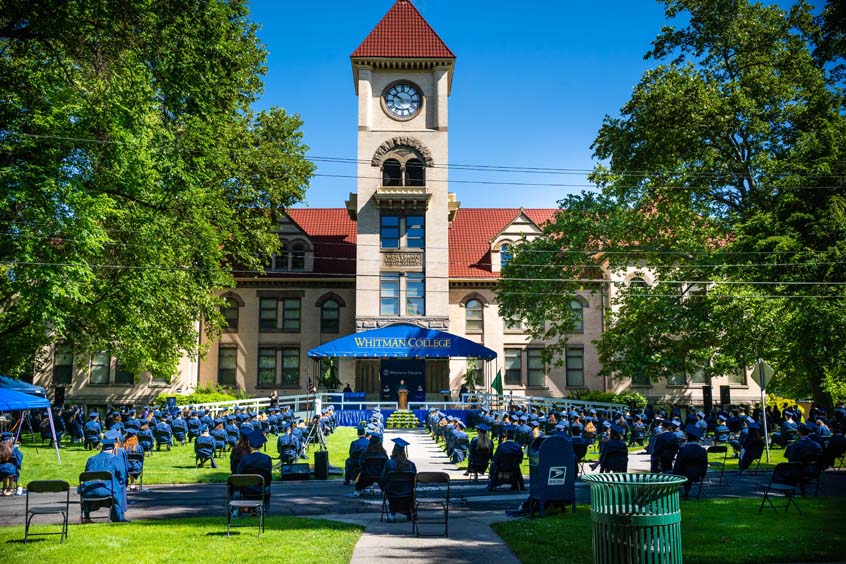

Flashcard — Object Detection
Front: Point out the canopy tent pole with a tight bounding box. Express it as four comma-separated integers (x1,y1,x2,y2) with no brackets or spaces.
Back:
13,412,39,453
47,408,61,465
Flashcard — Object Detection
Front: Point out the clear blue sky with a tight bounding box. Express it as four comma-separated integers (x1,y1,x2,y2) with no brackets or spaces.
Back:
248,0,805,210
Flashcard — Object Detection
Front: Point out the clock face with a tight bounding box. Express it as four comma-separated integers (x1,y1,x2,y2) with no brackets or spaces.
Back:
384,83,421,118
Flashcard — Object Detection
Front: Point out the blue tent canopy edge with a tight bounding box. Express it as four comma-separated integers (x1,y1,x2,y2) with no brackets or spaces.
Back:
0,387,50,411
307,323,496,360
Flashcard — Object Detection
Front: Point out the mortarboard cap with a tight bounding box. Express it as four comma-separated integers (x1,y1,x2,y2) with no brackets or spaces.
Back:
392,437,410,448
477,423,490,432
246,429,266,449
684,424,702,439
610,423,625,434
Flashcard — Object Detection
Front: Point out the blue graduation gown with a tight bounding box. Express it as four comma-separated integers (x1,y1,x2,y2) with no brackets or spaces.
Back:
79,450,127,521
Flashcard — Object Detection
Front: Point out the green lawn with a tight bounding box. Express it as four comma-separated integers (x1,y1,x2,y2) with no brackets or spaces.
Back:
0,516,363,564
493,497,846,564
15,427,357,485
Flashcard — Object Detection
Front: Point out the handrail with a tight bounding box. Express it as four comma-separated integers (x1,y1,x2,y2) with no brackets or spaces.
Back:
470,391,626,413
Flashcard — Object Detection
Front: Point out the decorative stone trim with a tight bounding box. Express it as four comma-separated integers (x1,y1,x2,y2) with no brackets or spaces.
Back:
371,136,434,167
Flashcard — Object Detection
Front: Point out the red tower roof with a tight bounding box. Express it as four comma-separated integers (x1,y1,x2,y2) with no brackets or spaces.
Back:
351,0,455,59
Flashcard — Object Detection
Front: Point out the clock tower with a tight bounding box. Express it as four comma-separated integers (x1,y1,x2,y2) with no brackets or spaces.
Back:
348,0,457,331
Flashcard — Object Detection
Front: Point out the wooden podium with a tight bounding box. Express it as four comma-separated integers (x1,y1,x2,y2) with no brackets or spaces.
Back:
397,389,408,410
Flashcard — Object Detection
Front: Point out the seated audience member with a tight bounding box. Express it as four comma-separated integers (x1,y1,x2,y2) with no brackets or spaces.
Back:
154,416,173,451
651,420,679,473
230,434,251,474
84,412,102,450
195,426,218,468
466,423,493,476
235,430,273,510
379,437,417,523
171,414,188,446
598,425,628,473
822,423,846,469
124,429,145,491
0,433,22,495
487,425,524,491
344,426,369,486
737,417,765,476
350,434,388,497
786,423,824,494
673,424,708,500
210,418,227,454
78,430,128,522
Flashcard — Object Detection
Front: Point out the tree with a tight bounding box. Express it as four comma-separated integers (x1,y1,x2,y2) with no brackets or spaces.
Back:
0,1,313,379
496,0,846,405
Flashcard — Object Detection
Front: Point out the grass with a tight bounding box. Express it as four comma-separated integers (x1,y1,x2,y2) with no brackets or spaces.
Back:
493,496,846,564
0,516,363,564
15,427,358,485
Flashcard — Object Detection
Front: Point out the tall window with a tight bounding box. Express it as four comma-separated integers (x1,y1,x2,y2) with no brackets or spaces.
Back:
221,298,239,330
281,348,300,387
381,215,400,248
631,370,650,387
406,273,425,316
259,298,277,329
689,367,709,384
566,348,585,387
53,345,74,385
382,159,402,186
504,348,522,386
115,361,134,385
258,348,277,387
282,298,301,331
667,372,686,386
406,215,425,248
570,298,584,332
274,243,289,271
505,316,522,331
89,351,110,385
500,244,513,269
381,274,400,316
728,369,747,386
465,299,483,331
291,243,306,271
527,349,545,387
321,299,340,333
218,347,237,386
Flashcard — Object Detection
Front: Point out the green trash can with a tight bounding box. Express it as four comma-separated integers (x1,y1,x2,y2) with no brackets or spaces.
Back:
581,473,687,564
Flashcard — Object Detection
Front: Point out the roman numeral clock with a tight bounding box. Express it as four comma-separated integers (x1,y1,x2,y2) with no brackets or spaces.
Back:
383,82,421,119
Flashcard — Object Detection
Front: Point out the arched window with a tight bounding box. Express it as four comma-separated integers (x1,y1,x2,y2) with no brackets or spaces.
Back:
629,277,648,289
291,242,306,271
570,298,584,333
405,158,425,186
382,159,402,186
500,243,513,269
321,299,340,333
466,299,483,331
221,298,240,330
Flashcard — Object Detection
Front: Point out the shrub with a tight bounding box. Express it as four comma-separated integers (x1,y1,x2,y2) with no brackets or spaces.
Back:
156,385,251,407
616,391,648,409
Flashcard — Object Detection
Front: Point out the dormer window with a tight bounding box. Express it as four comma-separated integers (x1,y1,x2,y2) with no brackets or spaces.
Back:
500,243,513,269
272,239,311,272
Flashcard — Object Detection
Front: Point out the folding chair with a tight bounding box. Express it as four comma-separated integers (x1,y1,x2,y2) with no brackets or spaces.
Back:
358,455,388,495
488,453,524,491
759,462,803,514
25,480,70,544
803,455,823,496
467,447,492,483
127,452,144,492
78,471,115,523
706,445,729,485
380,471,416,529
414,472,450,537
226,474,266,538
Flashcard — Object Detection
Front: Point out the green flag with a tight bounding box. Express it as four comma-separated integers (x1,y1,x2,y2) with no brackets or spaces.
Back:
491,370,503,395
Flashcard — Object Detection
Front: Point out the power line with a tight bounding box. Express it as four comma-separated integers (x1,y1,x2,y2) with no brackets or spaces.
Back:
8,133,846,180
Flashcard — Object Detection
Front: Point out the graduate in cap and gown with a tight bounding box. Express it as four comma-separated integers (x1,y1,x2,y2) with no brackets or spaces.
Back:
673,424,708,499
235,430,273,509
79,430,128,522
379,437,417,522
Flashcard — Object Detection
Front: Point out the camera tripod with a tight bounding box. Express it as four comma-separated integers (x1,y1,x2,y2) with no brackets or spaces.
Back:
302,416,327,452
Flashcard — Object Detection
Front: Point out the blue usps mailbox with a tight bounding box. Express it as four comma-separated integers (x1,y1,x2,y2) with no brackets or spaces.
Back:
528,435,576,517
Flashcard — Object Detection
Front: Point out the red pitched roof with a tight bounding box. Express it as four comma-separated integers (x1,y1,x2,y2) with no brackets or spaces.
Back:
287,209,357,276
280,207,558,279
351,0,455,59
449,208,558,278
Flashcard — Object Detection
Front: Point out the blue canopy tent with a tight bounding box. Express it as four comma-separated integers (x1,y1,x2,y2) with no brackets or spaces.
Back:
308,322,496,405
0,374,47,398
307,323,497,360
0,387,61,464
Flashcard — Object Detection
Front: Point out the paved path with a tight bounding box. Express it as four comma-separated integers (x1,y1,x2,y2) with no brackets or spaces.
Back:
1,428,844,563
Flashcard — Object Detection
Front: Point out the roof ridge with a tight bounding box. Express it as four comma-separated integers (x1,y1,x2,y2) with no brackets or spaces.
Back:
351,0,455,59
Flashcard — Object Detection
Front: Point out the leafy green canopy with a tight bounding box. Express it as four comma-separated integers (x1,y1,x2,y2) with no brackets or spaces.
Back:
0,1,314,378
496,0,846,404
